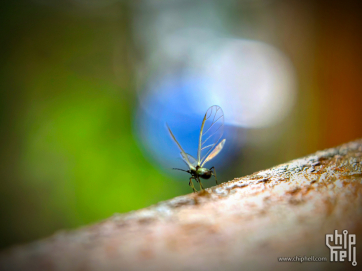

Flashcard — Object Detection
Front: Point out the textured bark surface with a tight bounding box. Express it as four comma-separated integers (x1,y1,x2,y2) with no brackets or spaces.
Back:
1,139,362,271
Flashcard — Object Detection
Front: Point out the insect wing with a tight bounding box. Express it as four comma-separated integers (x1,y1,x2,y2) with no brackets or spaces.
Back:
181,153,198,168
201,139,226,167
167,124,194,169
197,105,224,165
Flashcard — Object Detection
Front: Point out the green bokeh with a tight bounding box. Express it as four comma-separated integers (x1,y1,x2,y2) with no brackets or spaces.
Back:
0,2,188,249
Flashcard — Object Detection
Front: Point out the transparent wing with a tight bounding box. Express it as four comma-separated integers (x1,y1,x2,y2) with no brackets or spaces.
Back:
201,139,226,167
167,124,195,169
181,153,198,168
197,105,224,165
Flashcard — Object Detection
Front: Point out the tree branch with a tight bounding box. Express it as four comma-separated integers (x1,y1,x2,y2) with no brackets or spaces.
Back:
1,139,362,271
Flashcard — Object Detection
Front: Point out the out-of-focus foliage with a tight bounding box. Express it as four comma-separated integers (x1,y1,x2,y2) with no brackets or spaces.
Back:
1,0,362,250
0,1,187,249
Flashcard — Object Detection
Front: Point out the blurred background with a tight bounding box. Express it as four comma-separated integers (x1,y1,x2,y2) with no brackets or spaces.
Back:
1,0,361,249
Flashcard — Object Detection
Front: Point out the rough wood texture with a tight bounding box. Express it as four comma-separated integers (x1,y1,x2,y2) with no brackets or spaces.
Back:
1,139,362,271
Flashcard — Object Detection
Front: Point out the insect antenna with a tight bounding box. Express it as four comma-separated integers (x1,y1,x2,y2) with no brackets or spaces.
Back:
172,168,190,173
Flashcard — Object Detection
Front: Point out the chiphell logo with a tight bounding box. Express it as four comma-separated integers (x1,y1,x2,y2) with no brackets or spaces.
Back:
326,230,357,266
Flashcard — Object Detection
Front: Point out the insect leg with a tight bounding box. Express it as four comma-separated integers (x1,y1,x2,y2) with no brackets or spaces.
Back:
198,177,204,190
210,166,218,185
189,177,197,193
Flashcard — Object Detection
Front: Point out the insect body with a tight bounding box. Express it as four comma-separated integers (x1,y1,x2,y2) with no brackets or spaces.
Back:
167,105,226,192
